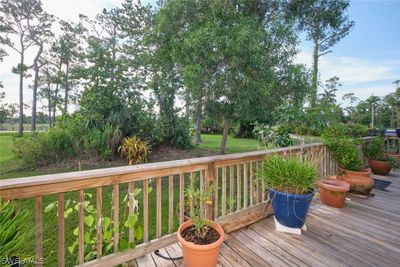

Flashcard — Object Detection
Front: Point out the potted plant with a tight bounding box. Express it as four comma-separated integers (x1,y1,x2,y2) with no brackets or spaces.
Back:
257,155,317,229
177,176,224,267
364,136,395,175
317,177,350,208
322,124,373,195
0,201,33,267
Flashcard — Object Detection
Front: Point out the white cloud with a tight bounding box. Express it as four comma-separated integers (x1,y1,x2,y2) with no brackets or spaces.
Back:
295,50,400,103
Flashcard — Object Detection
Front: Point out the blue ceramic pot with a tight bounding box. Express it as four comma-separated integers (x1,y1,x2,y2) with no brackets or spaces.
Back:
268,188,313,228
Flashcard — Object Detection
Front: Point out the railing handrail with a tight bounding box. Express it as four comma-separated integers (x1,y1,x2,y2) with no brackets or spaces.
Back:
0,142,324,191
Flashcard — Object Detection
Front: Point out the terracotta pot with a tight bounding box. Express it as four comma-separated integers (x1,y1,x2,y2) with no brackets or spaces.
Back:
177,220,224,267
337,168,373,195
368,159,391,175
317,178,350,208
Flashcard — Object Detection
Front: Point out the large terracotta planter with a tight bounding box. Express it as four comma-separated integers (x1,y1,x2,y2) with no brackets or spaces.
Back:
337,168,373,195
177,220,224,267
317,178,350,208
368,159,391,175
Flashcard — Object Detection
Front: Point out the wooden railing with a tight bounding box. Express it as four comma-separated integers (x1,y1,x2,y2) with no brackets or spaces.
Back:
0,142,337,267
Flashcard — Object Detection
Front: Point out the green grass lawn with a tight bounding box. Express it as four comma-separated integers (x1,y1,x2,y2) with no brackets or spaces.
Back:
0,135,16,163
198,134,259,153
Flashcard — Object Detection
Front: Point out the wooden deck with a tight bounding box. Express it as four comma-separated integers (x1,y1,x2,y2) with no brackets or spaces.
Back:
135,171,400,267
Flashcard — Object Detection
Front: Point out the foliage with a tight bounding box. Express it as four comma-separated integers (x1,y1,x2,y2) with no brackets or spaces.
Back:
252,122,293,149
184,174,213,240
14,117,123,168
363,137,391,163
321,124,364,171
257,155,318,194
44,189,146,262
118,136,151,165
0,201,33,261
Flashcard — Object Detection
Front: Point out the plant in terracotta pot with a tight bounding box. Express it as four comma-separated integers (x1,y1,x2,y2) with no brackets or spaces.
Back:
257,155,318,229
322,124,373,195
363,137,395,175
177,176,224,267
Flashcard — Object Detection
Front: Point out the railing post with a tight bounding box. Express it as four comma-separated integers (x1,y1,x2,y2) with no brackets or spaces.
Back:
206,161,216,220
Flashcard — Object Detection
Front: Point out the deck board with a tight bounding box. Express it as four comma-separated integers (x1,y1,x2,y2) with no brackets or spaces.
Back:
138,171,400,266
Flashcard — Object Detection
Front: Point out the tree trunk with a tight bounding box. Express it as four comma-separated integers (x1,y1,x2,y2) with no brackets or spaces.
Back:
18,53,24,136
194,115,203,144
371,104,375,129
219,118,231,154
31,42,43,132
64,63,69,118
48,95,52,128
311,38,319,107
53,82,59,125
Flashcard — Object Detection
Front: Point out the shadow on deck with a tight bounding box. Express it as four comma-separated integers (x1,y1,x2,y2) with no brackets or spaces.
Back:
135,171,400,267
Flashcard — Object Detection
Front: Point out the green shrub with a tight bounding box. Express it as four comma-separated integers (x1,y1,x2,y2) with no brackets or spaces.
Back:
363,137,386,160
170,118,193,149
322,124,363,171
118,136,151,165
257,155,318,194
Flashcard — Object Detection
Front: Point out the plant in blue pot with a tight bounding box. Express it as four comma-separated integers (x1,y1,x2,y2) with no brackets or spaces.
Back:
257,155,318,229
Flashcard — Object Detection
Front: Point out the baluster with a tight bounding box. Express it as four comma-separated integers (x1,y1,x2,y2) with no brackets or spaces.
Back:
221,166,227,215
78,190,84,264
243,163,248,208
179,174,184,224
190,173,194,215
35,196,43,267
236,164,241,210
128,182,134,243
96,187,102,258
58,193,65,267
260,161,265,202
250,162,254,206
168,175,173,234
229,165,234,213
214,168,219,218
113,184,119,252
156,177,162,238
143,180,149,242
256,161,260,203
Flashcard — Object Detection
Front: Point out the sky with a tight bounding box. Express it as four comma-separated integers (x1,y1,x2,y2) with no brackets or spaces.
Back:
0,0,399,113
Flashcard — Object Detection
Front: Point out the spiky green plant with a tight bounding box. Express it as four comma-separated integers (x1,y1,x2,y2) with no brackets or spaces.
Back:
118,136,151,165
0,201,33,263
257,155,318,194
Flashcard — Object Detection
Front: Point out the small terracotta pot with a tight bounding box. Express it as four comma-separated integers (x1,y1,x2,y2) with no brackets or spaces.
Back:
177,220,224,267
337,168,373,195
317,178,350,208
368,159,391,175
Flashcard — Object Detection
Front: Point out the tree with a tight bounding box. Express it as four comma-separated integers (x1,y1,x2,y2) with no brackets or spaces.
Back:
291,0,354,106
0,0,47,135
319,76,340,104
28,8,54,132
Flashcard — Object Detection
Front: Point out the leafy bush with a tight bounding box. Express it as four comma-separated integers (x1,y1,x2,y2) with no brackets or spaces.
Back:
322,124,363,171
252,122,293,148
363,137,386,160
170,118,194,149
118,136,151,165
257,155,318,194
0,201,33,261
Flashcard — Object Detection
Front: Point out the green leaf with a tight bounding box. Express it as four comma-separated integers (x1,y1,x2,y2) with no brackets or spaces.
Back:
68,244,75,254
44,202,55,213
133,188,142,196
105,242,113,252
119,239,129,250
84,232,91,243
146,187,153,194
134,225,143,240
103,231,112,240
73,227,79,236
64,208,73,218
103,217,111,230
129,242,136,249
124,214,138,228
84,215,94,227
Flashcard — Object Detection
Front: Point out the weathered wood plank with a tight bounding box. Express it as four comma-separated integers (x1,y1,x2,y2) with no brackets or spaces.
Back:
243,163,248,209
35,196,43,267
128,182,134,243
58,193,65,267
236,164,241,211
229,165,234,213
179,174,184,224
156,177,162,238
113,184,119,252
96,187,102,258
143,180,149,242
168,175,173,234
221,167,227,216
78,190,84,264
